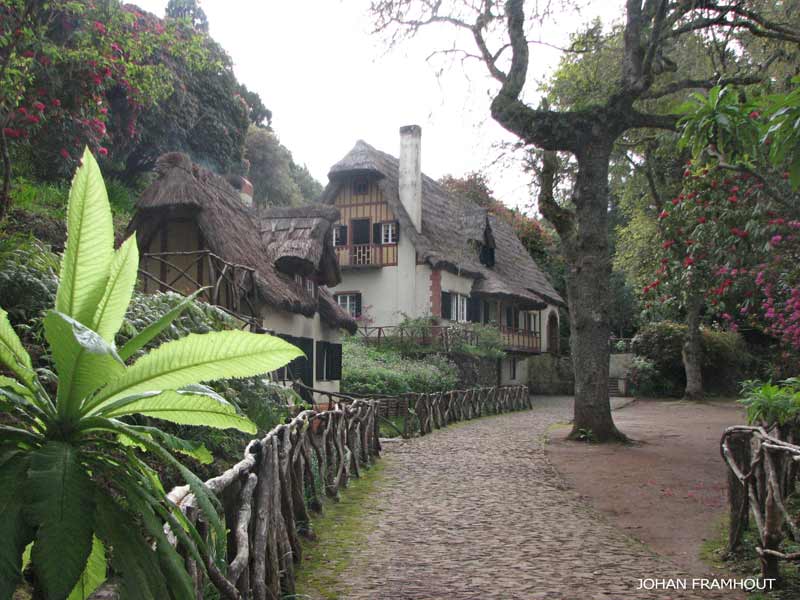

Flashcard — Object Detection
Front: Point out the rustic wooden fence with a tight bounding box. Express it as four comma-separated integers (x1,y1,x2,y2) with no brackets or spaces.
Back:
721,425,800,582
299,383,531,439
163,397,382,600
90,384,530,599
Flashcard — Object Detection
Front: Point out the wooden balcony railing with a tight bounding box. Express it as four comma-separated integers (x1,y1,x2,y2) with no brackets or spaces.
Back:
138,250,258,326
499,326,541,352
357,323,541,353
335,243,397,268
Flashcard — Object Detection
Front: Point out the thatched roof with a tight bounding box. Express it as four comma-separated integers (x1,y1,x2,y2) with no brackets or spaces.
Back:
130,153,356,332
322,140,564,308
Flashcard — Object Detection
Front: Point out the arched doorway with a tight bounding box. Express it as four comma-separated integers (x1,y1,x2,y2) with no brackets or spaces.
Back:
547,311,559,354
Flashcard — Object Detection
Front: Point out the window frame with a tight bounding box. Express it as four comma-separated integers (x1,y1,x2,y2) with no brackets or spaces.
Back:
335,292,362,318
352,177,369,196
333,224,347,247
448,293,469,323
380,221,398,245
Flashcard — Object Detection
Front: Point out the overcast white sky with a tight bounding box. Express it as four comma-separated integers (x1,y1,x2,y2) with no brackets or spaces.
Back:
133,0,620,212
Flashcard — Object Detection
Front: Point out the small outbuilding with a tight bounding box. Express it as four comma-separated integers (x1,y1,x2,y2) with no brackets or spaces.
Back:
128,152,356,396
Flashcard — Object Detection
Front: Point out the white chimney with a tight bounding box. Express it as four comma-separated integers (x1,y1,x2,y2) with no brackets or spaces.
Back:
399,125,422,233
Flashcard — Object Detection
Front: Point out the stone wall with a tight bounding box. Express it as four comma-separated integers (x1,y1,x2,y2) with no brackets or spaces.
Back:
527,353,575,395
449,352,499,388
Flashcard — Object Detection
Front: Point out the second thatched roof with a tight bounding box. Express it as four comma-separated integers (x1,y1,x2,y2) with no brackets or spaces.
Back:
130,152,356,332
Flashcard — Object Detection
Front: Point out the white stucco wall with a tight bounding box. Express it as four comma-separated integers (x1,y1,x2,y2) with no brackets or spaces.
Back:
539,306,561,354
332,268,400,326
440,270,474,297
415,264,433,316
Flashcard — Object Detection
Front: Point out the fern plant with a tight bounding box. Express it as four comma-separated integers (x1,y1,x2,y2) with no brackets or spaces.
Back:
0,149,302,600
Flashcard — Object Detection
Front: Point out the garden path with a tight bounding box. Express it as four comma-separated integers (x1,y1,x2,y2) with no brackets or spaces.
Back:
316,396,734,599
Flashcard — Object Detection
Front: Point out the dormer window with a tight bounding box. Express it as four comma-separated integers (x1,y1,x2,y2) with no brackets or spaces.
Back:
352,177,369,195
479,243,495,267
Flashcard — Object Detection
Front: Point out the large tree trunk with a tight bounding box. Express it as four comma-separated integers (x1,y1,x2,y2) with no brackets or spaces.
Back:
682,294,704,400
566,141,625,442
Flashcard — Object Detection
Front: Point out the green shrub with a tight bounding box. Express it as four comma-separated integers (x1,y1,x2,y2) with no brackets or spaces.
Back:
341,336,458,396
632,320,753,396
379,315,505,360
628,356,676,397
739,377,800,427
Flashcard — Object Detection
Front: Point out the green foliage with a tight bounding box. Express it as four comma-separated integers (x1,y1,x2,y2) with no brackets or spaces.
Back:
341,336,458,396
377,316,505,360
0,149,301,598
245,126,322,206
678,79,800,188
628,356,672,397
739,377,800,427
632,321,753,396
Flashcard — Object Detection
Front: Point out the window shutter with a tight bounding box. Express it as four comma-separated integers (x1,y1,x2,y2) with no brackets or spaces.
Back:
296,337,314,387
352,219,370,244
394,220,400,242
354,293,362,318
467,296,481,323
505,305,513,327
329,343,342,380
316,341,326,380
373,223,382,245
513,309,520,330
441,291,452,320
482,301,490,324
334,225,348,246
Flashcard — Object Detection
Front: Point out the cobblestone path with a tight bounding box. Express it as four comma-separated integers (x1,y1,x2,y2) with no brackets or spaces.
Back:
327,396,731,599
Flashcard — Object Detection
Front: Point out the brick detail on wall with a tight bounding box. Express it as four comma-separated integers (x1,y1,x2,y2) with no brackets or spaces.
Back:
429,268,442,317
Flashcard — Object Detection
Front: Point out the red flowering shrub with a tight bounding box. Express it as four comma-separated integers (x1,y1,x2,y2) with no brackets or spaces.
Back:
648,164,800,350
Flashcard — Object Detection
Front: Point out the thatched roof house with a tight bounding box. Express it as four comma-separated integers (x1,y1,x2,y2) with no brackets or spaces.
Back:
320,126,564,384
128,152,355,395
322,139,563,309
129,152,355,332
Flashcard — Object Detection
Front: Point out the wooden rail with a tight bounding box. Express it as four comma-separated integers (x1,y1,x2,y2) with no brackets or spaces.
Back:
357,324,541,353
335,243,398,268
297,382,531,439
721,425,800,582
139,250,259,326
163,397,381,600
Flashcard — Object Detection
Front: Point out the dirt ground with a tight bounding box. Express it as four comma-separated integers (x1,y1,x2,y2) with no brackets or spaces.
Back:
547,398,745,579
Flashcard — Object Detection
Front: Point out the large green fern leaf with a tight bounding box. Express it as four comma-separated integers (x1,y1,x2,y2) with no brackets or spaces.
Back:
92,235,139,343
44,311,124,416
26,442,95,600
55,148,114,327
0,308,36,392
90,330,301,410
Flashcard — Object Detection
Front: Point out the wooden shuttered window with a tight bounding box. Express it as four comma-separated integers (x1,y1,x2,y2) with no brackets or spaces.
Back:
441,291,452,320
315,341,343,381
315,341,326,381
467,296,481,323
279,334,314,387
352,219,370,244
328,343,342,380
333,225,347,246
372,221,400,246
